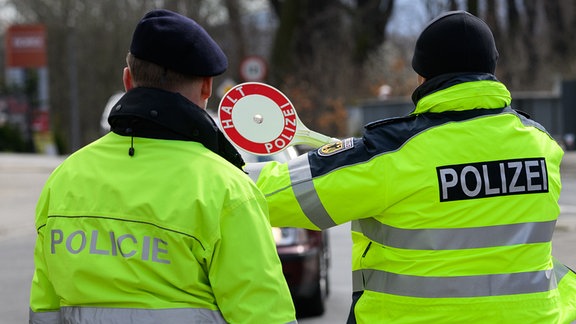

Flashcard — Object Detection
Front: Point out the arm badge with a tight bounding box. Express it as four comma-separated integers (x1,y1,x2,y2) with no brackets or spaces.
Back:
317,138,354,156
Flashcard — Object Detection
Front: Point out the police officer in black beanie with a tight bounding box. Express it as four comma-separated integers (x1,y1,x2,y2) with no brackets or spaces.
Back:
29,9,298,324
241,10,576,324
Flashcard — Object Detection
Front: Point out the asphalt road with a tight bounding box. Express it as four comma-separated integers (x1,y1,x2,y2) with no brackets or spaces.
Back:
1,152,575,323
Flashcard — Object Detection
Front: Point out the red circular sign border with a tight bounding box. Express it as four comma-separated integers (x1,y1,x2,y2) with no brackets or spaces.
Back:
218,82,297,155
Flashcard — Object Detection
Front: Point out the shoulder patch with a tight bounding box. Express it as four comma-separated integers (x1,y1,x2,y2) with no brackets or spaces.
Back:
318,138,354,156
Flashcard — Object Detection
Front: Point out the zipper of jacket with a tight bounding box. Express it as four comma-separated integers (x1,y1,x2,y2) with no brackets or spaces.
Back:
361,242,372,288
362,242,372,257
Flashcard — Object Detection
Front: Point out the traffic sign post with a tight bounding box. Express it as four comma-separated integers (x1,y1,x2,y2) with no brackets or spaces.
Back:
239,56,267,82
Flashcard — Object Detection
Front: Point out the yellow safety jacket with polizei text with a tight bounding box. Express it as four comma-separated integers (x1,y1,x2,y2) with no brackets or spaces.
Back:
245,75,576,323
30,133,297,324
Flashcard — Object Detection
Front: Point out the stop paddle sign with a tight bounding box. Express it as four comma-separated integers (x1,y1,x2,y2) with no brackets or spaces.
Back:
218,82,337,155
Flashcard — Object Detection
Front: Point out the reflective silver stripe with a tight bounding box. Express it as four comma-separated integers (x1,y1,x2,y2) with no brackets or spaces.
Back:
351,219,361,232
358,218,556,250
244,162,267,183
30,306,298,324
554,257,572,282
352,268,364,292
29,309,60,324
352,268,556,297
288,155,336,229
30,306,227,324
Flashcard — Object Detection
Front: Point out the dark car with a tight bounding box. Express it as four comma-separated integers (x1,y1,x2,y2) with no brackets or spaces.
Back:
238,146,331,318
273,227,330,317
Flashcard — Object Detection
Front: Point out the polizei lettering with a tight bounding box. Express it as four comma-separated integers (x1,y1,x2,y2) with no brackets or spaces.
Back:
437,158,548,202
263,103,296,153
50,229,170,264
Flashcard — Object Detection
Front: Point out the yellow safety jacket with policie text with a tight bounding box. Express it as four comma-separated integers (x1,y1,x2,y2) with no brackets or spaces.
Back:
29,88,297,324
246,73,576,323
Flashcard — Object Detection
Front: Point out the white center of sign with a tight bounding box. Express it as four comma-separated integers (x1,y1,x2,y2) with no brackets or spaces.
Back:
230,94,285,143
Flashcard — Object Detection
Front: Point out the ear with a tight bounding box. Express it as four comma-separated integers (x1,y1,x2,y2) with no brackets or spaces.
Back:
123,67,134,91
417,74,426,85
200,77,213,100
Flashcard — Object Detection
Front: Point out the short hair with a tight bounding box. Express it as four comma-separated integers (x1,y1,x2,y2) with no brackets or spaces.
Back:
126,52,201,90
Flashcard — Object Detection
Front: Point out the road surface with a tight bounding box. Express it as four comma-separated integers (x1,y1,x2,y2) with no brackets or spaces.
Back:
1,152,575,323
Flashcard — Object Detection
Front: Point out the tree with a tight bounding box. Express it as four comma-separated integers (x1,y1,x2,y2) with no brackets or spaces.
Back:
7,0,156,152
267,0,395,137
6,0,232,153
423,0,576,91
7,0,576,152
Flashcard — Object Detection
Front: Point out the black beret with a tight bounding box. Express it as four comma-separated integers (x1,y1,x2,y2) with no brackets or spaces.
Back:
412,11,499,79
130,9,228,77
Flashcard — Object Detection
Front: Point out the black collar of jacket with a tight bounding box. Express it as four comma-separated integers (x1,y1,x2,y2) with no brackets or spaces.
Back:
108,87,245,169
411,72,499,105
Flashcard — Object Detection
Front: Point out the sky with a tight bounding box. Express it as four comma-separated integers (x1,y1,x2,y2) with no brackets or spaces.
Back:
387,0,429,36
0,0,17,30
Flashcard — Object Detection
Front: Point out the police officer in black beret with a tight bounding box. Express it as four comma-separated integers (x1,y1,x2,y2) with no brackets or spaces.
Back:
112,9,238,162
29,9,298,324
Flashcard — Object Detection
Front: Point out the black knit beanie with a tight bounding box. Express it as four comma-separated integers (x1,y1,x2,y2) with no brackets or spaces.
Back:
411,11,499,79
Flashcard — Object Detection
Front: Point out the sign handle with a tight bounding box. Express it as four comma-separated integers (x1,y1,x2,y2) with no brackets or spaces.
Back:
292,120,339,148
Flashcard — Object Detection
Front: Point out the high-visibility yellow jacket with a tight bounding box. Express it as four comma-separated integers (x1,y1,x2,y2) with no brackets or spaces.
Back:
30,88,297,324
246,73,576,323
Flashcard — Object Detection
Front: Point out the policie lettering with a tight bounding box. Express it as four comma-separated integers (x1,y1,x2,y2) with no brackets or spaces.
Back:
437,158,548,202
50,229,170,264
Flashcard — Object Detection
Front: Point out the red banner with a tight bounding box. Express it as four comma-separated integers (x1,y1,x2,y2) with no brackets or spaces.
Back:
5,24,47,68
